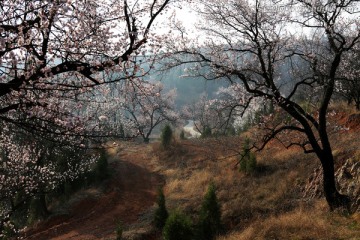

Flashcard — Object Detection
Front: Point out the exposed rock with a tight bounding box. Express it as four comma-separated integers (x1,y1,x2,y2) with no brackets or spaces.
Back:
336,158,360,212
303,166,324,199
303,158,360,212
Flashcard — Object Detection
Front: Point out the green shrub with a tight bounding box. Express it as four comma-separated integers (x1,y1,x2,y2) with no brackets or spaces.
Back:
253,110,262,124
226,126,236,136
161,125,173,149
201,126,212,138
239,138,250,172
95,150,109,181
163,210,193,240
179,130,185,140
154,187,168,230
27,195,49,224
63,181,73,199
116,221,123,240
267,101,275,115
119,123,125,139
239,155,247,172
197,183,222,240
1,220,16,239
239,138,257,174
247,152,257,173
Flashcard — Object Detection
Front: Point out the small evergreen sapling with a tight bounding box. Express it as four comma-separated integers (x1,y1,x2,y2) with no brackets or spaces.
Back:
154,187,168,230
116,220,123,240
239,138,257,174
95,149,109,181
201,125,212,138
247,152,257,173
161,125,173,149
197,183,222,240
179,130,185,140
163,210,193,240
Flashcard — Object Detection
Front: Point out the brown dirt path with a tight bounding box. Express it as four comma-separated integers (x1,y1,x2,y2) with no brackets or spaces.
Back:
24,143,162,240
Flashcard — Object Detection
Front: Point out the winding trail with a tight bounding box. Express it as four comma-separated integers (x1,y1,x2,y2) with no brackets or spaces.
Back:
24,143,162,240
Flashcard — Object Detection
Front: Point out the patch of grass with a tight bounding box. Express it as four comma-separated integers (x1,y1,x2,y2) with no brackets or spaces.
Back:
154,137,313,225
126,105,360,239
330,101,360,115
217,202,360,240
354,150,360,162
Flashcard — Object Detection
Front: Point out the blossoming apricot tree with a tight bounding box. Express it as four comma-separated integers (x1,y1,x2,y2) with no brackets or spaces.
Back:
0,0,175,235
165,0,360,211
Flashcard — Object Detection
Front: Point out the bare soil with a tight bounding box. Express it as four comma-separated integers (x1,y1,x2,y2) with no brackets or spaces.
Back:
23,143,163,240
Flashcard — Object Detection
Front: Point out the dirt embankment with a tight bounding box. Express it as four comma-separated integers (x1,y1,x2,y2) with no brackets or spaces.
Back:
24,143,163,240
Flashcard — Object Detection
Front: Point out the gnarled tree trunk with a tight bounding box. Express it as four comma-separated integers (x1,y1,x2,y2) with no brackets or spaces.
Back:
319,151,351,211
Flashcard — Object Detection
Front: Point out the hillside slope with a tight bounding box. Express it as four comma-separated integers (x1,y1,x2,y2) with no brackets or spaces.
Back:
24,105,360,240
24,143,163,240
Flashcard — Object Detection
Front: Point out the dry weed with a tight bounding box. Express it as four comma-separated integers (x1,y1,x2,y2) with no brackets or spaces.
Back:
218,201,360,240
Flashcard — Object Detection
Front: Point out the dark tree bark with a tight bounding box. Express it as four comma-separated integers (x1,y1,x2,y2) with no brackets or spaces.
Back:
35,193,50,220
318,150,350,210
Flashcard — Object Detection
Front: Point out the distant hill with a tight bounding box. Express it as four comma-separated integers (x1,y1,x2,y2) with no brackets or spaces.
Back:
149,63,229,109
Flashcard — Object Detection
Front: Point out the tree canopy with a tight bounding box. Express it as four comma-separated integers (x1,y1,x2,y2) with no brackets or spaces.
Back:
164,0,360,210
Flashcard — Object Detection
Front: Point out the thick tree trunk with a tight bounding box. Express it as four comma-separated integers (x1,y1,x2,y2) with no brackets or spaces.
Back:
29,193,50,222
36,193,50,219
319,151,350,211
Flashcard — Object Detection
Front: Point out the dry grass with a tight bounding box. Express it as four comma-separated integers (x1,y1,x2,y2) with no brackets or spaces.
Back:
218,201,360,240
29,104,360,239
167,170,212,198
152,137,316,224
147,117,360,239
330,101,360,116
